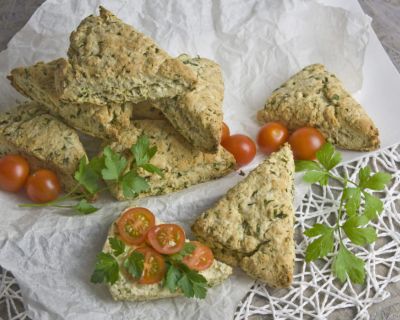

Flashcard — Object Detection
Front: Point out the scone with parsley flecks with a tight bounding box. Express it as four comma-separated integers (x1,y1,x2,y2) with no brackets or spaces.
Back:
8,59,133,140
0,102,86,192
257,64,379,151
103,120,236,201
192,144,295,288
55,6,197,106
152,54,224,153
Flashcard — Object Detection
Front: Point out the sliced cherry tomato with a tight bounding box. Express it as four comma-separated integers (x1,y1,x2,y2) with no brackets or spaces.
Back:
147,224,185,254
221,134,256,167
117,207,155,245
288,127,325,160
135,246,166,284
257,122,289,155
182,241,214,271
221,122,230,144
0,155,30,192
26,169,61,203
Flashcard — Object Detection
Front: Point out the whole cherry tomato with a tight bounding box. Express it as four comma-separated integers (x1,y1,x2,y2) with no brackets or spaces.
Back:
221,122,230,144
221,134,256,167
0,155,29,192
257,122,289,155
288,127,325,160
25,169,61,203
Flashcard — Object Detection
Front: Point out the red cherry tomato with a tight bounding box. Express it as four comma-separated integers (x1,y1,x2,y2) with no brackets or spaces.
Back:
182,241,214,271
288,127,325,160
134,246,166,284
117,208,155,245
146,224,186,254
26,169,61,203
257,122,289,155
221,134,256,167
0,155,30,192
221,122,230,144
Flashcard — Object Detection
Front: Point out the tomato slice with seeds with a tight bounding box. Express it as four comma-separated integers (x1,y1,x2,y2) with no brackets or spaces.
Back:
117,207,155,245
182,241,214,271
146,224,185,254
135,246,166,284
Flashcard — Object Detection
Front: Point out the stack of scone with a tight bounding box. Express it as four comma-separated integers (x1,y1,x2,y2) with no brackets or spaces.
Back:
4,6,235,196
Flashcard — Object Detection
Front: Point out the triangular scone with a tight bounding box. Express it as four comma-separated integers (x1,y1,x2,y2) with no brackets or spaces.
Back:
192,144,295,288
8,59,133,140
54,7,197,105
104,120,235,200
0,102,86,192
152,55,223,153
257,64,380,151
104,213,232,301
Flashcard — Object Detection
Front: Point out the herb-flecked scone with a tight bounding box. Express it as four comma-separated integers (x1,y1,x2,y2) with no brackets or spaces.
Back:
152,55,223,153
104,120,236,200
192,144,295,288
257,64,380,151
54,6,197,106
103,214,232,301
8,59,133,140
0,102,86,192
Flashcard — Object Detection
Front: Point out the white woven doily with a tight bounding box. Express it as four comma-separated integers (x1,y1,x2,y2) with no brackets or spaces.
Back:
235,143,400,320
1,144,399,320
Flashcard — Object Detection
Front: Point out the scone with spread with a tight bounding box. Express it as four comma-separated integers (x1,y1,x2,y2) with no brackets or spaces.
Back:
192,144,295,288
257,64,379,151
153,55,224,153
8,59,133,140
104,120,236,200
55,6,197,105
0,102,86,192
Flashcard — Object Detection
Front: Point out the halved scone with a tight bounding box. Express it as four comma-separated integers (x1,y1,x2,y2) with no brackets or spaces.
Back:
104,210,232,301
192,144,295,288
152,55,224,153
104,120,235,200
257,64,380,151
55,7,197,105
8,59,133,140
0,102,86,192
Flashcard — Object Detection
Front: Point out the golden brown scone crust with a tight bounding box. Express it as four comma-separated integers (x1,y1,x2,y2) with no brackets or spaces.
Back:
55,7,197,105
257,64,380,151
192,144,295,288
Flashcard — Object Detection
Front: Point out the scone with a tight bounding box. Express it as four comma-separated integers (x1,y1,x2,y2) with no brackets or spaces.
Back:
104,211,232,301
153,55,224,153
0,102,86,192
257,64,380,151
54,6,197,105
192,144,295,288
8,59,132,140
104,120,236,200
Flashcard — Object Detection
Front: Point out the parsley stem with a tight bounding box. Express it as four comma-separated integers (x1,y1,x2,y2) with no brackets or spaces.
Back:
335,178,347,241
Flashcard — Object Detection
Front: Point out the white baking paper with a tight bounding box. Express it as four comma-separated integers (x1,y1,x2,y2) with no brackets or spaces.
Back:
0,0,395,319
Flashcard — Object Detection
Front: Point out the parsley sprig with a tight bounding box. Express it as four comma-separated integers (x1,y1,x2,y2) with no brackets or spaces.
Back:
296,143,392,284
19,135,162,215
91,241,209,299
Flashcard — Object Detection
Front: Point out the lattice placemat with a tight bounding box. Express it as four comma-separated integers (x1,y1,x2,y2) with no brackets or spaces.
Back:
235,144,400,319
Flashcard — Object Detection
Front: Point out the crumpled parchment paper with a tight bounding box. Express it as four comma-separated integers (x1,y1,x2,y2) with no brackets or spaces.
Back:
0,0,371,319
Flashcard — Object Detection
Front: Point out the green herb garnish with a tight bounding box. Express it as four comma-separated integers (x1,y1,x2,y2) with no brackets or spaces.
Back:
297,142,391,284
19,135,162,214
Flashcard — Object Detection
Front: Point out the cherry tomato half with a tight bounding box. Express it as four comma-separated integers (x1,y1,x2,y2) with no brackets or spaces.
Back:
221,122,230,144
26,169,61,203
221,134,256,167
257,122,289,155
147,224,185,254
117,207,155,245
0,155,30,192
288,127,325,160
182,241,214,271
135,246,166,284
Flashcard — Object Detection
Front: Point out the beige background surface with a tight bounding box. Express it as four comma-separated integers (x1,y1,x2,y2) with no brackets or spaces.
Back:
0,0,399,319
